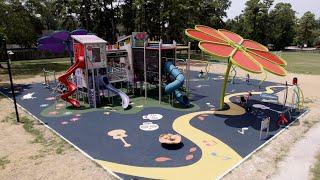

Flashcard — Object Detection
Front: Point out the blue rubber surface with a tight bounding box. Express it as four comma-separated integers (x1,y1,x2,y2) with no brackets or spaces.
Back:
0,71,304,179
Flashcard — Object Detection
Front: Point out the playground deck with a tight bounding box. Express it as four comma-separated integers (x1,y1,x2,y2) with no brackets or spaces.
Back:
0,72,306,179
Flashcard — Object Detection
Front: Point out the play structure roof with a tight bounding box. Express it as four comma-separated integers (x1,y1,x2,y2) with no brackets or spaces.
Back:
71,35,107,44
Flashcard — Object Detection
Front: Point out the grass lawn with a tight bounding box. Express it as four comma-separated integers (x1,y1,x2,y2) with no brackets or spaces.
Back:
280,52,320,75
182,51,320,75
0,58,70,80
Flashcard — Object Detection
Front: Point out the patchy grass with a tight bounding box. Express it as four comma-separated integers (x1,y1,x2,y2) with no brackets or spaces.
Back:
19,115,69,156
0,156,10,169
21,116,46,144
312,153,320,180
56,146,64,154
1,112,18,124
184,51,320,75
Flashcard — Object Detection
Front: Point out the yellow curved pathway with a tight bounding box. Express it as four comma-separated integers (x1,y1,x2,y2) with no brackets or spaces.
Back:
96,86,282,179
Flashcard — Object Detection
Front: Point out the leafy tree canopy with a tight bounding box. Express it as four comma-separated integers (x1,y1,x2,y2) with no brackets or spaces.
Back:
0,0,319,49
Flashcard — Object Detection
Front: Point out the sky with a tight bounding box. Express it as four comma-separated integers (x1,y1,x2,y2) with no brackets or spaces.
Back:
227,0,320,19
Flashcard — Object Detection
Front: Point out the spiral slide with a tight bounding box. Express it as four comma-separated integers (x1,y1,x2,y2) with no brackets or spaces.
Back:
99,76,129,109
58,57,85,107
164,61,190,107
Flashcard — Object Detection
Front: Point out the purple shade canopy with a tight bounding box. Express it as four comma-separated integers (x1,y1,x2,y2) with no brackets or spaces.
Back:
37,36,61,44
37,29,88,53
51,30,70,41
71,29,88,35
38,43,66,53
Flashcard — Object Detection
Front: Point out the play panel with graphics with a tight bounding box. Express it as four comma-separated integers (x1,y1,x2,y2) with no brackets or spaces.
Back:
0,72,306,180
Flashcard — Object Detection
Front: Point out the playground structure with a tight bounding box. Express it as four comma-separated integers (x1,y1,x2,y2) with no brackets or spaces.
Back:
0,25,309,180
38,28,305,113
44,32,194,109
37,27,305,130
128,33,192,106
54,35,130,108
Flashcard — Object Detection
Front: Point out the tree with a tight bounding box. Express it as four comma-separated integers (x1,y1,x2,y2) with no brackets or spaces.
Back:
196,0,231,28
120,0,136,35
161,0,191,41
268,3,296,50
312,29,320,46
90,0,121,43
120,0,231,42
161,0,231,42
0,0,234,45
242,0,273,44
52,0,80,31
225,15,246,36
313,18,320,46
0,32,6,62
316,18,320,29
0,0,39,47
81,0,93,30
296,11,317,47
25,0,58,31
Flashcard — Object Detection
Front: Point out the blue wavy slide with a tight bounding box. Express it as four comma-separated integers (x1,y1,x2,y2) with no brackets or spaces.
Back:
164,61,190,107
99,77,130,109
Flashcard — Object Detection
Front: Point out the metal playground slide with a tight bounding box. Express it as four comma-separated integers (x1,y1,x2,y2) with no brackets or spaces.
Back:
99,76,130,109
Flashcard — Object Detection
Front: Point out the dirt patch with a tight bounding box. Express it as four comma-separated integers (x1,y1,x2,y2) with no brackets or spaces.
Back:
0,96,117,180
